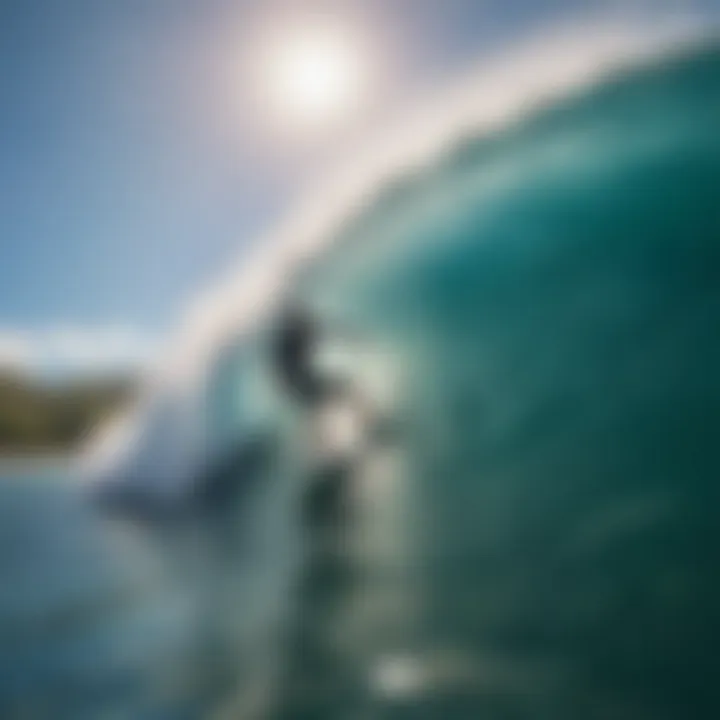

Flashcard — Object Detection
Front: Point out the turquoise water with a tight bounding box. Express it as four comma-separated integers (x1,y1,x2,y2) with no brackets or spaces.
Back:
0,469,192,717
2,41,720,718
284,41,720,718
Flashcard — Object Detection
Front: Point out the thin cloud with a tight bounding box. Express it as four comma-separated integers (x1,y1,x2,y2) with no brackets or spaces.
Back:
0,326,156,377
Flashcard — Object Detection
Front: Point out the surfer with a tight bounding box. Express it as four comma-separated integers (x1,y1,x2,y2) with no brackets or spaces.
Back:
271,306,370,461
269,306,369,717
272,306,328,406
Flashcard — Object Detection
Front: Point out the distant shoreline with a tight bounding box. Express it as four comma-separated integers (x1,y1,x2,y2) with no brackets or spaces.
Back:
0,454,75,471
1,371,132,459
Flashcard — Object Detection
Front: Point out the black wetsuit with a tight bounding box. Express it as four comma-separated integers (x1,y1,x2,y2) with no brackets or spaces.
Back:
273,309,327,407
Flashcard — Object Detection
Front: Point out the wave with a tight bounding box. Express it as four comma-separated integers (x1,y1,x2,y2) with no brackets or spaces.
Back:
81,16,716,501
74,16,720,718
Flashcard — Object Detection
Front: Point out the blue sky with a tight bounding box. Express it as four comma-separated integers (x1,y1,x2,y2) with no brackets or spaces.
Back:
0,0,716,373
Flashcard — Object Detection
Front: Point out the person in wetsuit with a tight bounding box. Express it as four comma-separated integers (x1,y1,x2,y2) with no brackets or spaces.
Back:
272,306,330,408
270,306,371,717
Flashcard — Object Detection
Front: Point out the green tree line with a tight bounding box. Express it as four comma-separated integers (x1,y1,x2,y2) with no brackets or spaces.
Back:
0,371,134,453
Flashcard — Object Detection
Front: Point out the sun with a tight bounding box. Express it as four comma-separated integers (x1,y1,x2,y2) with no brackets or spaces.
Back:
258,22,369,133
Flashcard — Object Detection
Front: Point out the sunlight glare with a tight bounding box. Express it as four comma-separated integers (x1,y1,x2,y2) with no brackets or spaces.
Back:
259,23,369,133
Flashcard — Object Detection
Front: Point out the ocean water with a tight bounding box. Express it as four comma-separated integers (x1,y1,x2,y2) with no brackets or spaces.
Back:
0,468,196,718
2,39,720,719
